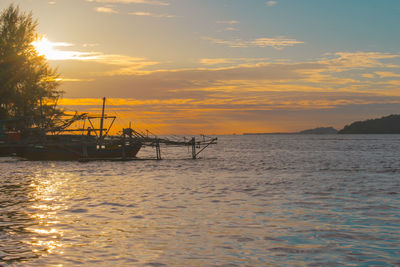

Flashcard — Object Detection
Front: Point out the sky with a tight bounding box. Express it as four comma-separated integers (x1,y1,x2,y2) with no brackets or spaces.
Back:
2,0,400,134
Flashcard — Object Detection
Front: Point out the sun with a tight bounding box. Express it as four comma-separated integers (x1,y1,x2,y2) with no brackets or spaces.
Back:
32,36,76,60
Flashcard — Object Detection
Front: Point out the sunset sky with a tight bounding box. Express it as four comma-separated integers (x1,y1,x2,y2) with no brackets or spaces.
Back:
2,0,400,134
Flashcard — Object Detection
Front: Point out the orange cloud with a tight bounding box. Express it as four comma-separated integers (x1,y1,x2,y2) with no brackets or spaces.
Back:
59,89,400,134
54,51,400,134
94,6,118,13
375,71,400,78
128,11,176,18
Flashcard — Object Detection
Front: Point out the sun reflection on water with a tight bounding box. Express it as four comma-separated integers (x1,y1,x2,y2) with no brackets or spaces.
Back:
24,169,72,258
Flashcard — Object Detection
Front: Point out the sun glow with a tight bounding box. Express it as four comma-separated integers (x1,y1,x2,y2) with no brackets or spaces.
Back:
32,36,95,60
32,37,71,60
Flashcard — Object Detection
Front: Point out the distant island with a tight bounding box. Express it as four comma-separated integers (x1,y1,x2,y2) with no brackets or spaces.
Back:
243,126,338,135
338,114,400,134
298,127,338,134
244,114,400,135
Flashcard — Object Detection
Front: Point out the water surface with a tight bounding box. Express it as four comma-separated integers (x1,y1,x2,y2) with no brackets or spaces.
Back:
1,135,399,266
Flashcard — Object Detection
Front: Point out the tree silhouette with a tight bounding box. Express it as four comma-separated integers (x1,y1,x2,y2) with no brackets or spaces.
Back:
0,4,63,128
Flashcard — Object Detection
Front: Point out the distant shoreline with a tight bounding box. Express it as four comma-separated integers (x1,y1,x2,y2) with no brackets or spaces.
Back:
242,133,336,135
244,114,400,135
243,126,338,135
243,133,302,135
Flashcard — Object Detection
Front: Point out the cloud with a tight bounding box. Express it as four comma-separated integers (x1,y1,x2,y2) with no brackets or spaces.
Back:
61,61,329,100
375,71,400,78
83,43,100,47
86,0,169,5
217,20,240,25
59,51,400,102
222,27,239,32
362,73,376,79
266,1,277,6
95,6,118,13
88,54,155,66
33,37,159,73
59,78,95,82
250,37,304,49
128,11,176,18
203,36,304,49
32,37,98,60
58,51,400,96
57,51,400,134
321,52,400,70
57,51,400,90
199,58,270,66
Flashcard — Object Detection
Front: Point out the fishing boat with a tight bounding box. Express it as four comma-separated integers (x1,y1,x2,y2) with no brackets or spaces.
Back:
17,98,142,161
19,132,142,161
10,97,217,161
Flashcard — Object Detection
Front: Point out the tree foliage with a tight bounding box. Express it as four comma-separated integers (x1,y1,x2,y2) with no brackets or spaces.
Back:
0,4,63,128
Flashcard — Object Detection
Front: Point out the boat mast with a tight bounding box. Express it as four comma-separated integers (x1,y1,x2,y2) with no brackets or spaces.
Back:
99,97,106,144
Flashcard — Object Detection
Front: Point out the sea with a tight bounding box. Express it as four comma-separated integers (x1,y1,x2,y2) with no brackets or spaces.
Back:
1,134,399,266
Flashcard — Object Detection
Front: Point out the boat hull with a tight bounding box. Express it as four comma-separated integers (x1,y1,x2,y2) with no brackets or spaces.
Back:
18,142,142,161
0,144,27,157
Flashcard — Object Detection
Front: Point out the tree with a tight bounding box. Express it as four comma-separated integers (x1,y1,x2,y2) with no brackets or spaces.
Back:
0,4,63,129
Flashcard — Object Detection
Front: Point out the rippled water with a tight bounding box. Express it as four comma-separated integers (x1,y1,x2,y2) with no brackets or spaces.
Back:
1,135,400,266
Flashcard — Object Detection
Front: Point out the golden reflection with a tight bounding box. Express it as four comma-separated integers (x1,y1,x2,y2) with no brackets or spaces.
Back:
24,169,71,257
26,228,61,235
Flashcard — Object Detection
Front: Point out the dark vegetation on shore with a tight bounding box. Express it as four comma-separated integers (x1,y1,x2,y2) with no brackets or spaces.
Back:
338,114,400,134
244,115,400,135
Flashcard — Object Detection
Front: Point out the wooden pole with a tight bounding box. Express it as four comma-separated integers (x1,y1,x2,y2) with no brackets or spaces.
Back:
191,137,196,159
99,97,106,145
156,139,161,160
122,131,126,160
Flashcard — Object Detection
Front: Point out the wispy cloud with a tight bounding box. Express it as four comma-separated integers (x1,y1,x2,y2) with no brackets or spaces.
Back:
95,6,118,13
200,58,270,66
251,37,304,49
266,1,277,6
217,20,240,25
320,52,400,72
375,71,400,78
76,51,400,95
203,36,304,49
129,11,176,18
362,73,376,79
33,37,158,72
222,27,239,32
59,78,95,82
217,21,240,32
32,37,97,60
58,51,400,134
83,43,100,47
86,0,169,6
